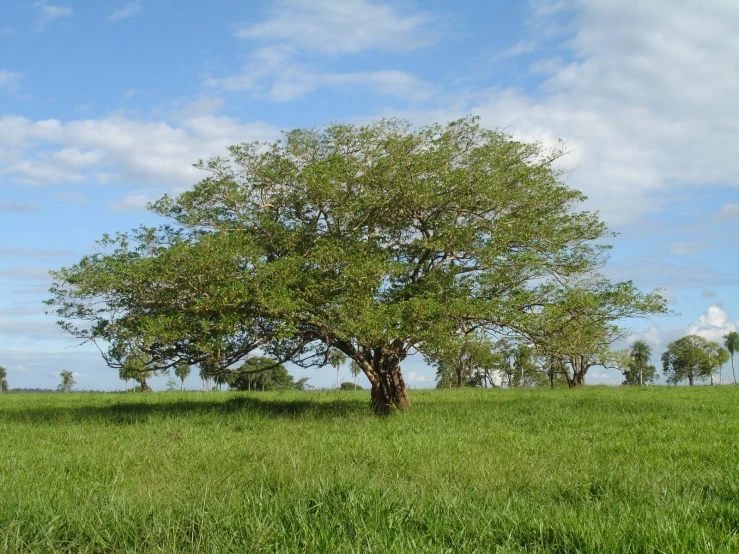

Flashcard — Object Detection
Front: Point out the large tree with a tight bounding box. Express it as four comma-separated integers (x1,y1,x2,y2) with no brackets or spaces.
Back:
724,331,739,385
662,335,728,386
47,117,666,414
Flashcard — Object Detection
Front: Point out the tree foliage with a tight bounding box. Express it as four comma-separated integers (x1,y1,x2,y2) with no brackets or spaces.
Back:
58,370,75,393
724,331,739,385
230,356,307,391
0,365,7,393
47,117,667,413
662,335,728,386
621,340,659,386
174,362,191,391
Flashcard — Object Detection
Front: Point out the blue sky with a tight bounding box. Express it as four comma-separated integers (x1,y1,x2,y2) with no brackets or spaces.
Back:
1,0,738,391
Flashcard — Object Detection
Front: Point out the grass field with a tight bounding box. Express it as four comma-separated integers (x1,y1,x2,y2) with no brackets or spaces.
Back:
1,387,738,553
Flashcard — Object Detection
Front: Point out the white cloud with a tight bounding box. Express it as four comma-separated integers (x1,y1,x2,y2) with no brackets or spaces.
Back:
33,2,74,31
237,0,436,54
107,1,143,22
109,192,157,212
0,114,279,187
686,305,736,344
387,0,739,227
491,39,537,62
631,305,737,353
208,46,433,102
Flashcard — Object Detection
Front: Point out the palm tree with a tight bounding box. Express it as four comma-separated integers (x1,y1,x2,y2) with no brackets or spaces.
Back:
0,365,8,393
328,349,347,389
174,362,191,391
214,372,234,391
724,331,739,384
349,360,362,390
630,340,652,386
58,370,75,393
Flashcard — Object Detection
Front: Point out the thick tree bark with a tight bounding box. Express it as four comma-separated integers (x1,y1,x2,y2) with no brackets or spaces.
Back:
688,375,694,386
334,341,411,415
370,365,410,415
139,378,150,392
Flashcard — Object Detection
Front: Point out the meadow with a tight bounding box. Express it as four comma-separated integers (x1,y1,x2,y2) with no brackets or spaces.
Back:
1,387,738,553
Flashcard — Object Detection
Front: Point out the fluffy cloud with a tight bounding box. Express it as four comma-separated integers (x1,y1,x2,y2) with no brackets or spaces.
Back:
391,0,739,227
632,305,737,351
211,0,437,102
208,46,433,102
237,0,436,53
686,305,736,344
0,113,279,186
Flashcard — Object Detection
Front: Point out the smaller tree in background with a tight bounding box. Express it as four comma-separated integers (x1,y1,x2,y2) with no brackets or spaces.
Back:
174,362,191,391
58,370,75,393
662,335,727,386
621,340,659,386
214,372,235,391
122,353,155,392
328,350,347,389
199,360,219,391
230,356,307,391
0,365,8,393
724,331,739,385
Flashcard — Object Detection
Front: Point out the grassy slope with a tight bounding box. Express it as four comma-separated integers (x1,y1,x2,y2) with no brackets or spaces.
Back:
1,387,738,553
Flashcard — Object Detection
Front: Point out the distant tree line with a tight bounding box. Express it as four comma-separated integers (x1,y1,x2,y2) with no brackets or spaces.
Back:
431,332,738,388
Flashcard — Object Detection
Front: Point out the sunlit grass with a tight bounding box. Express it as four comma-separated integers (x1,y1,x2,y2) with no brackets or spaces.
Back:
1,387,738,553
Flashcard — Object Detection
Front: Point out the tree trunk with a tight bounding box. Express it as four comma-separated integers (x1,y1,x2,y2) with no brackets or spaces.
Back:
732,356,737,385
456,365,464,388
367,362,410,415
688,374,694,386
140,378,150,392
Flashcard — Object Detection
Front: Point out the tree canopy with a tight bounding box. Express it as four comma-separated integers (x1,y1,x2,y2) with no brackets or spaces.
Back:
662,335,728,386
47,117,667,413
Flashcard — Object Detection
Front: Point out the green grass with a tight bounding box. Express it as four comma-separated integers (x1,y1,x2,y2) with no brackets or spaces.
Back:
1,387,738,553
